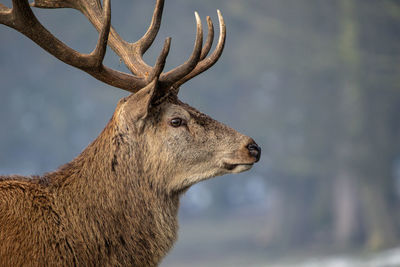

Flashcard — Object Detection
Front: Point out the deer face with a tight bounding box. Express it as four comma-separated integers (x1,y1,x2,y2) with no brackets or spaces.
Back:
116,82,261,194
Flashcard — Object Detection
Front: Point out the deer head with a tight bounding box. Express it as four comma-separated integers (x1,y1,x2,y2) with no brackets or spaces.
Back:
0,0,260,194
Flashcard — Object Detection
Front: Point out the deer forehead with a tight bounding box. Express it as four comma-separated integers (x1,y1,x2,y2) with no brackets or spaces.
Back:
160,103,191,121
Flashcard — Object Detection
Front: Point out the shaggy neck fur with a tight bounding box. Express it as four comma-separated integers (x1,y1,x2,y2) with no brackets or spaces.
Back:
42,116,180,266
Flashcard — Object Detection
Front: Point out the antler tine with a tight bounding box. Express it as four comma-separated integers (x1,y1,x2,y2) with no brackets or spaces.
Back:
160,12,203,87
147,37,171,82
90,0,111,67
172,10,226,89
200,16,214,61
119,0,166,77
135,0,164,55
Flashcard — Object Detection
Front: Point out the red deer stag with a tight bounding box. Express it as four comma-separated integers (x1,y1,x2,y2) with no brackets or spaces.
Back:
0,0,261,265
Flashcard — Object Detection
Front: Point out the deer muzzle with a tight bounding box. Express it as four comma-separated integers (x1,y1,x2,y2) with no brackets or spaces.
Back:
247,142,261,162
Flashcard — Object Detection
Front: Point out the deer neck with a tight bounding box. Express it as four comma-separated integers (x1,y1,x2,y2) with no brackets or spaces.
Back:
45,118,180,263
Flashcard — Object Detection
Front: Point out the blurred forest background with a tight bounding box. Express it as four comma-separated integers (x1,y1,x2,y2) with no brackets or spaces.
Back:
1,0,400,266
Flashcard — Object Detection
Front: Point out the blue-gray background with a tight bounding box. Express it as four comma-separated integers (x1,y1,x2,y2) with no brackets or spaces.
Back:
1,0,400,266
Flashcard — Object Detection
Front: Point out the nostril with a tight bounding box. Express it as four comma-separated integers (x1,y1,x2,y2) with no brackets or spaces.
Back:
247,143,261,162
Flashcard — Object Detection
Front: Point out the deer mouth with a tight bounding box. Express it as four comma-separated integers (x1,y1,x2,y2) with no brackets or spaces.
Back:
223,162,254,173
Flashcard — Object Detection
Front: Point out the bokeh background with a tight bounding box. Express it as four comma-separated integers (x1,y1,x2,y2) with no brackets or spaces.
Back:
1,0,400,266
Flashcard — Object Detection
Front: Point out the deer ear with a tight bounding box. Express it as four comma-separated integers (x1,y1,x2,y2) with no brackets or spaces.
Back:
125,79,159,122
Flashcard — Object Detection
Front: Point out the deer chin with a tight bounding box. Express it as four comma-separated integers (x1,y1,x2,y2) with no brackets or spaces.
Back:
171,162,253,194
222,162,254,173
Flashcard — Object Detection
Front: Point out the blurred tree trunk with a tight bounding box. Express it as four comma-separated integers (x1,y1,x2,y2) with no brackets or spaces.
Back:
333,169,360,247
333,0,363,247
334,0,398,250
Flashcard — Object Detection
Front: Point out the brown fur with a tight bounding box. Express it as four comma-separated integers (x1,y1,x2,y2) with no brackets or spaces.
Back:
0,89,258,265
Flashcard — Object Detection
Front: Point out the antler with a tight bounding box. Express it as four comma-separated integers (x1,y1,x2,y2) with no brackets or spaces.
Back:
0,0,149,91
171,10,226,90
0,0,226,94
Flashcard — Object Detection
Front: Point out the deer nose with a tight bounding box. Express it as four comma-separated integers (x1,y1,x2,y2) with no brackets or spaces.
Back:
247,143,261,162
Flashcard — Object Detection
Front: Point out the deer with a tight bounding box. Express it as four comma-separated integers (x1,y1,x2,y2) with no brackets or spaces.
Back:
0,0,261,266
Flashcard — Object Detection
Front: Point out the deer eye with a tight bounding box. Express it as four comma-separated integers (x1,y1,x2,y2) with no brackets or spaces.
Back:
170,118,185,127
